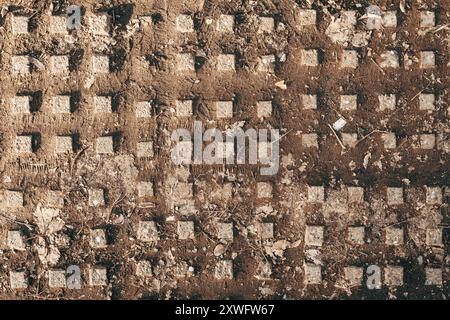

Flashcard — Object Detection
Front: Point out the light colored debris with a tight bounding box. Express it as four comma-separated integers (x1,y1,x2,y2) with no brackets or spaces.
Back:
332,118,347,131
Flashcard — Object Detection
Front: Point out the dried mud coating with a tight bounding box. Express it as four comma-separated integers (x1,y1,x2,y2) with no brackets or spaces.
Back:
0,0,448,300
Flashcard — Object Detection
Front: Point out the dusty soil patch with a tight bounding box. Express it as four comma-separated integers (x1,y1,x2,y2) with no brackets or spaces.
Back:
0,0,448,300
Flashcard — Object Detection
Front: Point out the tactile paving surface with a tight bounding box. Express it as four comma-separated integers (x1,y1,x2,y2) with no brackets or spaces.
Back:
0,0,448,299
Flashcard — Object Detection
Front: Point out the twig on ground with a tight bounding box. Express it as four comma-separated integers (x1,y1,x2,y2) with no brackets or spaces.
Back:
328,124,346,150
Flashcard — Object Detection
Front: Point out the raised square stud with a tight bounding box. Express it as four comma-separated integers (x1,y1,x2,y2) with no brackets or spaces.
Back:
177,221,195,240
420,134,436,149
12,56,30,75
50,55,69,75
258,16,275,33
49,16,68,34
218,183,233,200
341,133,357,147
323,4,349,25
382,11,397,28
10,271,28,290
344,267,363,286
92,55,110,74
340,95,357,111
420,51,435,68
88,189,105,207
341,50,359,69
384,266,404,287
307,186,325,203
304,264,321,284
216,14,234,33
420,133,438,149
297,9,317,26
46,190,64,209
15,135,33,154
257,101,272,118
302,133,319,148
257,55,275,72
347,187,364,203
89,14,110,36
176,14,194,33
426,186,442,204
217,222,233,241
387,187,403,205
380,51,400,68
90,229,107,248
419,94,435,111
217,54,235,71
52,95,71,114
255,261,272,280
420,11,435,28
94,96,112,113
3,191,24,208
55,136,73,154
11,16,29,34
48,270,67,288
137,141,154,158
347,226,365,245
88,267,108,286
378,94,396,111
382,133,397,149
96,136,114,154
136,260,153,277
11,96,31,114
216,101,233,118
305,225,324,247
177,53,195,71
137,221,159,242
173,182,194,200
176,100,193,117
7,230,25,251
137,181,154,198
135,101,152,118
426,228,442,246
425,268,442,286
259,222,274,240
302,94,317,110
385,227,404,246
301,49,319,66
215,260,233,279
257,182,273,198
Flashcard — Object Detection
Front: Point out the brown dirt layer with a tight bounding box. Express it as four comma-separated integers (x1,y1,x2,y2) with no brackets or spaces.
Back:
0,0,448,300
